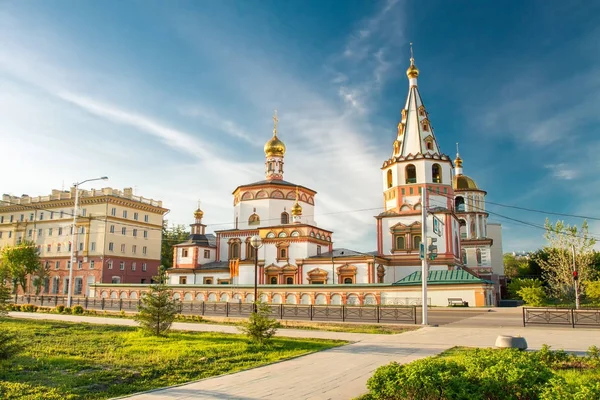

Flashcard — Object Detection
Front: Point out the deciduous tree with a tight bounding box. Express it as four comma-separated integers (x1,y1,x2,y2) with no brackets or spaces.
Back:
161,224,190,269
0,241,42,294
536,219,597,308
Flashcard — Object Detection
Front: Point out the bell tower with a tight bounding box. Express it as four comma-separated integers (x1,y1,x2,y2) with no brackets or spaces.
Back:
264,110,286,181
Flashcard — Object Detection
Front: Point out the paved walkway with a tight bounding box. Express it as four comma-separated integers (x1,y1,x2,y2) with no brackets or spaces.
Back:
10,312,600,400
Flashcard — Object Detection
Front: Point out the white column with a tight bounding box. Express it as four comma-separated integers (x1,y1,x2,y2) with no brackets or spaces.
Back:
466,215,472,238
476,215,481,238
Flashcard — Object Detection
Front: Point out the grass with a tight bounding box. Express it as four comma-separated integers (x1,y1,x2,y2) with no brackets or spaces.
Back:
0,318,345,400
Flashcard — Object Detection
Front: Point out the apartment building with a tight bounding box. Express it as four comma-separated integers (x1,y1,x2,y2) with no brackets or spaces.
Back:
0,187,168,296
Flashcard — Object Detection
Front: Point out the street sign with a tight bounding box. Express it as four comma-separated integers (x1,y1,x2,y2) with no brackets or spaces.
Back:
432,215,444,237
428,238,438,260
419,242,425,260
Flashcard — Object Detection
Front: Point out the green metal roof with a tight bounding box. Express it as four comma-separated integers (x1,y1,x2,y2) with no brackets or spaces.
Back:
392,270,492,286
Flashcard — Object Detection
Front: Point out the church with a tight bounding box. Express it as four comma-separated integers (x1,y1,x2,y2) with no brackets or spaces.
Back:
158,50,504,307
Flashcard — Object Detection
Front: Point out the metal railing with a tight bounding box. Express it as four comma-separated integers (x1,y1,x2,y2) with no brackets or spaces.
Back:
13,295,418,324
522,307,600,328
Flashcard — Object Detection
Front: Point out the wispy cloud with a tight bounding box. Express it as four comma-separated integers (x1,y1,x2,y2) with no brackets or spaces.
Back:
544,163,579,180
179,105,257,145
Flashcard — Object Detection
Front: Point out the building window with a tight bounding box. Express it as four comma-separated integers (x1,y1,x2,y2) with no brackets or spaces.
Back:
317,245,321,255
286,277,294,284
143,246,147,255
50,211,54,219
111,208,116,216
55,261,60,269
426,141,433,150
56,243,61,252
28,229,32,238
248,214,260,226
109,242,114,251
38,228,43,237
74,278,83,295
91,242,96,251
120,261,125,270
455,196,465,212
110,225,115,233
47,244,51,252
123,210,128,218
132,245,137,254
132,262,136,271
121,244,126,253
108,261,113,269
0,232,2,239
281,212,289,224
111,277,120,284
387,169,393,188
134,212,139,221
0,216,3,223
270,276,278,285
48,228,53,236
90,260,95,269
476,248,482,266
413,235,422,250
59,211,64,219
58,227,63,235
344,277,353,284
179,276,187,284
143,230,148,238
78,261,83,270
395,236,405,250
142,263,147,271
144,215,149,222
432,164,442,183
81,209,87,217
405,164,416,184
133,229,137,237
121,227,126,235
182,249,188,257
10,215,14,223
462,249,467,265
280,248,287,259
79,243,83,251
204,250,210,258
203,277,213,284
229,243,240,259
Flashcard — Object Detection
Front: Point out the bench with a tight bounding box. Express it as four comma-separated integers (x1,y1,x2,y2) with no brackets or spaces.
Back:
448,298,468,307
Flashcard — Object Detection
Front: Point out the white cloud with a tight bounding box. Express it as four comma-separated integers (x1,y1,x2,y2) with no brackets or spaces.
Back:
544,164,579,180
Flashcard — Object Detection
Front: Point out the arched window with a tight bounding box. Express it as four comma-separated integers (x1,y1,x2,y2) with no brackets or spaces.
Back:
476,248,482,265
248,214,260,226
405,164,416,184
281,212,289,224
286,277,294,284
270,276,278,284
426,141,433,150
462,249,467,265
344,277,353,284
395,236,405,250
432,164,442,183
387,169,393,188
470,219,476,239
455,196,465,212
229,243,240,259
246,241,254,260
413,235,422,250
280,248,287,259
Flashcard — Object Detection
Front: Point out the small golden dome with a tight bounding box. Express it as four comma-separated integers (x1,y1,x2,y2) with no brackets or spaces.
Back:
291,201,302,216
194,208,204,219
454,155,463,168
406,63,419,79
453,175,478,190
264,135,286,157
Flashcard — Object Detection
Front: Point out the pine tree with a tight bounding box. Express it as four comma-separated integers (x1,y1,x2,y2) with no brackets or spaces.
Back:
238,301,279,345
135,272,178,336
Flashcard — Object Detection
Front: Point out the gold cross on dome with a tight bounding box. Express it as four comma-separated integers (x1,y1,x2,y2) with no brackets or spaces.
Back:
273,110,278,135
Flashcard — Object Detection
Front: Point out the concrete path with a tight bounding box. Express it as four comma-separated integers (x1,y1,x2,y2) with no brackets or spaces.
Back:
10,312,600,400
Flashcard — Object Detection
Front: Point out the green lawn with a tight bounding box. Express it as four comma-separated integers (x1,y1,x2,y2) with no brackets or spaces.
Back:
0,318,344,400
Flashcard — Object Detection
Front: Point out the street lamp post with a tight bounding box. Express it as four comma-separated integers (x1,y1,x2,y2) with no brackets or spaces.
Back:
250,235,263,313
67,176,108,307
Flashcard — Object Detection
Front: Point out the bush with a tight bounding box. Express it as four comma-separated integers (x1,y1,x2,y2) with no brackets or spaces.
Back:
540,376,600,400
518,286,546,306
72,305,84,315
63,307,72,314
365,348,554,400
238,302,280,346
508,278,542,299
55,305,65,313
0,284,10,316
20,304,38,313
585,281,600,301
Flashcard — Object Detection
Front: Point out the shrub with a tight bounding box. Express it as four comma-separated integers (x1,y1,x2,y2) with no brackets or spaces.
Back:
21,304,38,313
508,278,542,299
63,307,72,314
55,305,65,313
0,284,10,316
585,280,600,301
540,376,600,400
238,302,280,346
518,286,546,306
72,305,84,315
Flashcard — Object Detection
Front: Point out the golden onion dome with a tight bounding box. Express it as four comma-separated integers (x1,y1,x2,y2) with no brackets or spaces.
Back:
194,208,204,219
406,62,419,79
453,175,478,190
291,201,302,216
264,134,286,157
454,155,463,168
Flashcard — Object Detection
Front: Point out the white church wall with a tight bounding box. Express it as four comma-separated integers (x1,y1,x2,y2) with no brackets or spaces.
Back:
234,199,316,229
487,223,504,275
176,247,193,265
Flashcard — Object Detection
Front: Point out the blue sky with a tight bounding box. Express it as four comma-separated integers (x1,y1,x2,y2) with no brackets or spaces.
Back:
1,0,599,253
